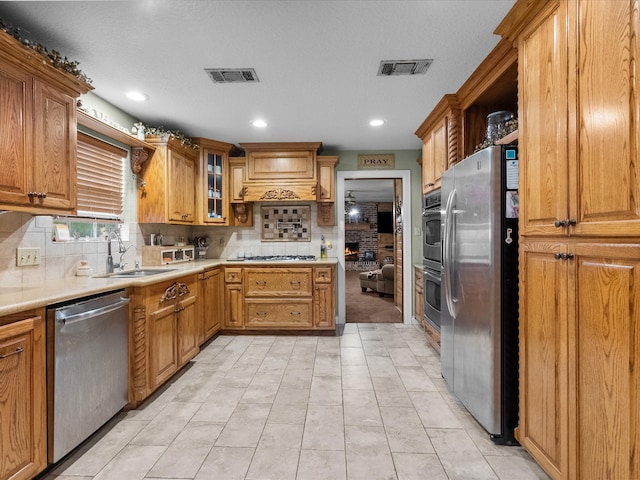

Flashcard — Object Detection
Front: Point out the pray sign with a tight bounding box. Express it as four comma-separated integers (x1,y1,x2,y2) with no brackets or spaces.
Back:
357,154,395,169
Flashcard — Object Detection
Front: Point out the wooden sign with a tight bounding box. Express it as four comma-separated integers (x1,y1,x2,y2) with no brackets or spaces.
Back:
357,153,395,169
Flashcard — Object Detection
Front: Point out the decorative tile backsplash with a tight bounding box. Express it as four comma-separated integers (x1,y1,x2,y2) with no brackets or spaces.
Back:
260,205,311,241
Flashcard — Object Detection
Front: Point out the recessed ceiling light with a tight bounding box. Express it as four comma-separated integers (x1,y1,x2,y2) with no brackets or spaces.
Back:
126,91,148,102
369,119,385,127
252,119,268,128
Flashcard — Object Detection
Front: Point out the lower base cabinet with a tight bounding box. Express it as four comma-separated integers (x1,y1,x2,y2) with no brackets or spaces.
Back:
199,267,223,344
130,275,199,405
0,311,46,480
518,241,640,480
224,264,335,331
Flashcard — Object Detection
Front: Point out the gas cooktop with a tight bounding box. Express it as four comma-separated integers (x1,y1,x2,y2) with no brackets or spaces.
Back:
244,255,316,261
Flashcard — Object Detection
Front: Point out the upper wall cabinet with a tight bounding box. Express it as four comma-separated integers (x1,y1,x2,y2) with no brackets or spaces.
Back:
192,137,236,226
415,94,461,193
0,30,92,214
138,135,199,224
499,0,640,238
316,155,339,226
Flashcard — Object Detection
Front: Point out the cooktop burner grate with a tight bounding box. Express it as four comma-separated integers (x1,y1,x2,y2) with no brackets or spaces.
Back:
245,255,316,261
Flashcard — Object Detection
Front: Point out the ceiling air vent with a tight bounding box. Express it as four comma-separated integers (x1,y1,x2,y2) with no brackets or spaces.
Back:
377,59,432,76
205,68,259,83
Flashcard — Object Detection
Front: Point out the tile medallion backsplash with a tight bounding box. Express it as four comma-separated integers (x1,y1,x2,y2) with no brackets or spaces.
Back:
260,205,310,241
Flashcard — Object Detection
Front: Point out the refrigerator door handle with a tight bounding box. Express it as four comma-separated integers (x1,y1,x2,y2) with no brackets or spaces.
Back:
443,188,457,318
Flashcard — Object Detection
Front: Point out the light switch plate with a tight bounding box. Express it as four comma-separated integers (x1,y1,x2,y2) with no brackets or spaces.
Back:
16,247,41,266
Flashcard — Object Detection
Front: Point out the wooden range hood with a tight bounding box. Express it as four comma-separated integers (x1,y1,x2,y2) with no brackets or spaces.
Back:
238,142,323,202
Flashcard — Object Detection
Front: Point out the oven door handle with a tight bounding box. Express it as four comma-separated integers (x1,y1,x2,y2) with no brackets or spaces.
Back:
423,268,441,284
443,189,457,319
422,208,440,217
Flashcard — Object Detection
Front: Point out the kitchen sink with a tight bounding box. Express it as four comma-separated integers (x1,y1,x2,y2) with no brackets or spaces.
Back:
96,268,177,278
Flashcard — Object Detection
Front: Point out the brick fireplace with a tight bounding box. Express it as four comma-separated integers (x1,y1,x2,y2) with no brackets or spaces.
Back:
345,242,359,261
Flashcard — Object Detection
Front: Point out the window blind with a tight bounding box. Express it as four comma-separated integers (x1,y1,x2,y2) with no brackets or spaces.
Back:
77,132,127,219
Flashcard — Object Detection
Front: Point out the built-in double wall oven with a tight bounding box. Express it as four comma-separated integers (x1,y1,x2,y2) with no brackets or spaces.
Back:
422,189,441,331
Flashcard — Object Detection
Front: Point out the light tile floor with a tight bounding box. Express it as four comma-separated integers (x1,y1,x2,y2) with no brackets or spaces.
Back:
43,323,550,480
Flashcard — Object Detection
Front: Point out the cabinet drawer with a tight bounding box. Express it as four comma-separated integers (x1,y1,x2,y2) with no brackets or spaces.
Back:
225,268,242,283
314,267,333,284
244,268,312,296
245,299,312,328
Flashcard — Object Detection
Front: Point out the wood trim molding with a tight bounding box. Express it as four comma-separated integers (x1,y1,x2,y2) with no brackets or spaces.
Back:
77,109,156,174
131,304,147,404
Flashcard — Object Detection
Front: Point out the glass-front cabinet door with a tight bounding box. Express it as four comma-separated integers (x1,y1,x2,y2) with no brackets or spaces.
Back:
194,137,236,225
206,152,224,222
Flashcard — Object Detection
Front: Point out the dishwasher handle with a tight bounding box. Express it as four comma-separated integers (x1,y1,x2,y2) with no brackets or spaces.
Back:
56,297,131,325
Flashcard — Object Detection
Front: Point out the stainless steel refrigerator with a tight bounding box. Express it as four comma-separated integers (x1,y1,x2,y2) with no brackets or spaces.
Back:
441,145,519,445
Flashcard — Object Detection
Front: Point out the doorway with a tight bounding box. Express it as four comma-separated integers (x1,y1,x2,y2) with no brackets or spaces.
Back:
343,178,400,323
336,170,412,325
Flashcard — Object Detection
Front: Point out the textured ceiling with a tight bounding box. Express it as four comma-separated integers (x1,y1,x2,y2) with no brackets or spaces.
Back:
0,0,516,151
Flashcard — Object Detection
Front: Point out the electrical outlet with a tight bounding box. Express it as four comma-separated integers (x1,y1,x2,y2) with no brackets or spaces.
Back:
16,247,41,266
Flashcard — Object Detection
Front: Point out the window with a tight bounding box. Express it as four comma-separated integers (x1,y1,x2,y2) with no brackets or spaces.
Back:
53,132,128,242
76,132,127,219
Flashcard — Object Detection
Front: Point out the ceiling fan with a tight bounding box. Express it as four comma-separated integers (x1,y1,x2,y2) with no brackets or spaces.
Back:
345,190,357,204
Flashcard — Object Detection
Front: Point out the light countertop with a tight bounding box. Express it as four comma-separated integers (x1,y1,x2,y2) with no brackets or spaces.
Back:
0,257,338,317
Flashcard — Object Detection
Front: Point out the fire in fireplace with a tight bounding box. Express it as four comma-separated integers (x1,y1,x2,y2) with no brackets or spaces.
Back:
345,242,359,261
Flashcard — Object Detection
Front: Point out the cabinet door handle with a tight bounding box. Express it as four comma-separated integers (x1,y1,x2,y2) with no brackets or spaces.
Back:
555,219,577,228
256,280,266,286
554,253,575,260
0,346,23,358
290,311,301,316
256,311,267,317
290,280,300,285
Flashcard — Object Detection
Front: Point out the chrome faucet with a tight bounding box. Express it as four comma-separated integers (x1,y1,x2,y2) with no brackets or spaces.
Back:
106,230,127,273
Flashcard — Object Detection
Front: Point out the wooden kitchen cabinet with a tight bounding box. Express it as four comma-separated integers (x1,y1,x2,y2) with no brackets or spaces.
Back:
496,1,640,478
138,135,199,224
316,155,339,226
509,0,640,239
241,142,320,182
224,268,244,329
313,266,335,329
130,275,199,404
0,311,46,480
198,266,223,343
148,279,198,390
518,242,569,479
223,264,335,331
193,137,236,225
0,30,92,215
228,157,253,227
244,267,313,329
519,241,640,480
415,95,460,193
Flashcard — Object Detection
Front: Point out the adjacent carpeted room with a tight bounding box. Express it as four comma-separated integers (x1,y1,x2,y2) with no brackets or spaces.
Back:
344,271,402,323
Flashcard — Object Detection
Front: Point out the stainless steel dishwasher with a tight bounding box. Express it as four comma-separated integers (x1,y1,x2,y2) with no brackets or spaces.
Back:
47,290,130,463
